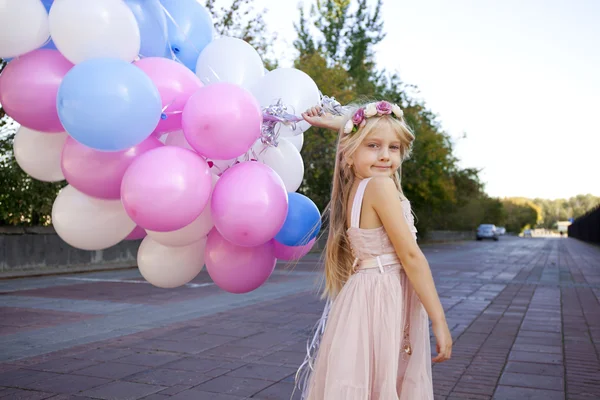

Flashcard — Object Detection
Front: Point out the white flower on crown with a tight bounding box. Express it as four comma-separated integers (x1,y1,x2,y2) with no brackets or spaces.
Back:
364,103,377,118
392,104,404,118
343,119,354,134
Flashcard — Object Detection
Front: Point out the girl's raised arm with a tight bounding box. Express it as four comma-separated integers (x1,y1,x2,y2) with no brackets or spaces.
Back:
302,106,345,131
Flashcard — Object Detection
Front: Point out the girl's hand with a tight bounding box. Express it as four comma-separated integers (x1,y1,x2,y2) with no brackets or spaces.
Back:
302,106,343,131
432,320,452,363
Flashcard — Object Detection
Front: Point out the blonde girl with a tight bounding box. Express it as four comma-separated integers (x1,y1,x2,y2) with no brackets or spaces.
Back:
295,100,452,400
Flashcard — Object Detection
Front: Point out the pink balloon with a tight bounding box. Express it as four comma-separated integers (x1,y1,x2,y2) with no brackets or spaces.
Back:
205,229,276,294
212,161,288,247
121,147,212,232
61,136,163,199
0,49,73,132
273,237,316,261
182,82,262,160
125,225,147,241
135,57,203,136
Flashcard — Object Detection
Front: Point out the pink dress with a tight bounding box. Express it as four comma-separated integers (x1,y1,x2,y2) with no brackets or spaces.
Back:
297,177,434,400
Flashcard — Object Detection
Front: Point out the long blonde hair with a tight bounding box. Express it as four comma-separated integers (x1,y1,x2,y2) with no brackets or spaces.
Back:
321,102,415,299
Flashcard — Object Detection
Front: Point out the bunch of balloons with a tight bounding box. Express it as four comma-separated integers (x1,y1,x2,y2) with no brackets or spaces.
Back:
0,0,323,294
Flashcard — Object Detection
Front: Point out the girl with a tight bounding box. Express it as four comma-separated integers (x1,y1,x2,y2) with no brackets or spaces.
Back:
296,100,452,400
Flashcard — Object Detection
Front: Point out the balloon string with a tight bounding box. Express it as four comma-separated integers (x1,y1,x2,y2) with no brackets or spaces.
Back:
160,98,179,119
158,3,204,64
203,64,223,85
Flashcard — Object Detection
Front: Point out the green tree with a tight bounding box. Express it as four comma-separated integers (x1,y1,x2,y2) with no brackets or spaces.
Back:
502,198,541,233
204,0,278,69
294,0,470,237
481,197,506,226
531,195,600,228
440,168,506,231
568,194,600,218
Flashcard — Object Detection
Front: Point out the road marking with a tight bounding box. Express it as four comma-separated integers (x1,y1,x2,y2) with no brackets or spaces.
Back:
60,277,214,288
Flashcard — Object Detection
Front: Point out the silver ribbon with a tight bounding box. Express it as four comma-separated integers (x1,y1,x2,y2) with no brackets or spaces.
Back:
319,92,347,116
260,99,303,147
260,93,347,148
291,298,333,399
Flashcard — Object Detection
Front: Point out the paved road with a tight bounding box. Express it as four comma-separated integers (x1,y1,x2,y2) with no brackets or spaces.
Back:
0,237,599,399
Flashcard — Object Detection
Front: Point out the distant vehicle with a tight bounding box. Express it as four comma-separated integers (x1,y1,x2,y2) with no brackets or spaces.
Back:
522,229,532,237
476,224,499,241
496,227,506,235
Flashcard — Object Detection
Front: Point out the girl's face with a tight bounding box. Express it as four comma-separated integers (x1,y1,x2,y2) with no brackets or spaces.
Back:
348,122,402,179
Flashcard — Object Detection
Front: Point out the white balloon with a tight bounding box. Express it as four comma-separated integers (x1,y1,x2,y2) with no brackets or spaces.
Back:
277,127,304,152
147,174,218,246
49,0,141,64
13,127,67,182
138,236,206,288
52,185,136,250
157,134,168,144
250,68,320,136
195,36,264,90
0,0,49,58
254,138,304,192
164,130,193,150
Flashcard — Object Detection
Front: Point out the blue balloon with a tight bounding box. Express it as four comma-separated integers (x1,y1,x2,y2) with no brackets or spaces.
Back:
275,193,321,247
41,40,57,51
160,0,214,71
57,58,162,152
125,0,170,58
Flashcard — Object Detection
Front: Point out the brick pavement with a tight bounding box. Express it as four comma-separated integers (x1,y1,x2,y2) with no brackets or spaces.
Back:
0,237,599,399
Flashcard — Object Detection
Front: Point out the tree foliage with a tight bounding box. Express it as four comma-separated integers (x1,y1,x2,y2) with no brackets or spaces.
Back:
435,168,507,231
293,0,477,236
204,0,278,69
501,198,541,233
531,195,600,229
495,195,600,233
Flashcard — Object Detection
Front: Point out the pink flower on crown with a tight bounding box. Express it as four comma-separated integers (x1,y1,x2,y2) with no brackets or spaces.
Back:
376,101,393,115
352,108,365,125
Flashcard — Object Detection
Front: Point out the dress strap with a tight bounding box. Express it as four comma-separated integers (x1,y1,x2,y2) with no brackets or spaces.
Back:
350,178,373,228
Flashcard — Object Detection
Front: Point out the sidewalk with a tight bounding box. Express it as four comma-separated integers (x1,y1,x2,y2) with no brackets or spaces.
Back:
0,237,599,399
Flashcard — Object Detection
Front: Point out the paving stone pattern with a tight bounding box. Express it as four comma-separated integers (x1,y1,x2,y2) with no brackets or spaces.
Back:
0,237,599,399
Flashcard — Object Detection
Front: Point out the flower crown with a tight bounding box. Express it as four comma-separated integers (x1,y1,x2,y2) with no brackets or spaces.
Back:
343,101,404,134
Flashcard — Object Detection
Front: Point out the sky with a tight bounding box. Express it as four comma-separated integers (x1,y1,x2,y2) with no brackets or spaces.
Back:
240,0,600,200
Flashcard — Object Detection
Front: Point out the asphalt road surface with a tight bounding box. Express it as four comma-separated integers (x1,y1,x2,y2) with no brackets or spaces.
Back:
0,236,599,399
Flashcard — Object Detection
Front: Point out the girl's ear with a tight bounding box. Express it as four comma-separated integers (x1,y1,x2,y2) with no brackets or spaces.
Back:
345,156,353,167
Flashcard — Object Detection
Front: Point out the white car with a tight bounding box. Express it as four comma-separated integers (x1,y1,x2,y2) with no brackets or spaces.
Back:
496,227,506,235
477,224,499,241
